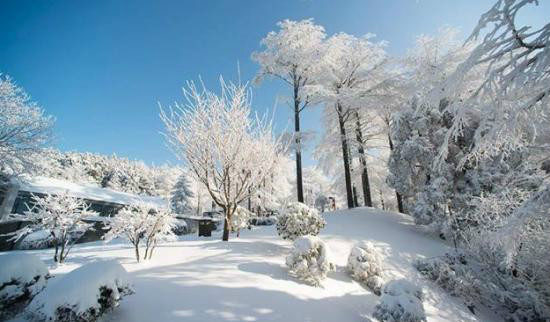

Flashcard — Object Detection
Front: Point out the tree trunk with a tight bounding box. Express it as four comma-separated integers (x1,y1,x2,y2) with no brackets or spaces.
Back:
53,241,59,263
354,110,373,207
353,185,359,208
337,103,355,209
59,239,66,263
135,244,140,263
148,245,155,260
222,207,230,241
294,82,304,203
388,134,405,213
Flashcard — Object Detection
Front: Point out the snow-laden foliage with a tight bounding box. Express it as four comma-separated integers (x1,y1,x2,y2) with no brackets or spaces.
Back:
230,206,251,236
39,149,181,197
104,203,175,262
435,0,550,163
347,241,385,295
276,202,325,240
0,74,54,180
0,253,49,320
26,260,133,322
373,279,426,322
170,173,194,215
15,229,56,250
285,235,334,287
415,252,549,322
161,79,284,241
7,191,97,263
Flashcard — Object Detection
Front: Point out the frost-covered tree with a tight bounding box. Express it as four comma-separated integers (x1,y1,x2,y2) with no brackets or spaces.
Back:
8,191,97,263
308,32,388,208
170,173,194,215
252,19,326,204
104,203,175,262
0,75,54,180
161,79,284,241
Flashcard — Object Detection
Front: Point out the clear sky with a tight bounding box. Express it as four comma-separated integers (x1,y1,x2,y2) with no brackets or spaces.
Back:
1,0,547,166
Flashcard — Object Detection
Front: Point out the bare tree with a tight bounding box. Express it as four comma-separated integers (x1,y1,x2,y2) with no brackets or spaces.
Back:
160,79,284,241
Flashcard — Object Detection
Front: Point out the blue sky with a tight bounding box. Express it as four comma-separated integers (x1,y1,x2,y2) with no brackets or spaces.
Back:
1,0,548,166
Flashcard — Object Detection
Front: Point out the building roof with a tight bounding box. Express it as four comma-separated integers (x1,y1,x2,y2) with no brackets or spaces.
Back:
17,176,166,208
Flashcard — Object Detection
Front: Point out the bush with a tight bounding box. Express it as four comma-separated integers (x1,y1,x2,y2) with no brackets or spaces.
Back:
276,202,325,240
285,235,334,287
250,216,278,226
347,241,385,295
27,260,133,322
415,254,550,322
16,230,56,250
0,253,49,320
172,218,189,235
373,279,426,322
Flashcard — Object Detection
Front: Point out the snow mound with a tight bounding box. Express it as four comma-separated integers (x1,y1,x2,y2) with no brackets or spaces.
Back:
347,241,385,295
286,235,334,287
373,279,426,322
277,202,325,240
27,260,133,322
16,229,56,250
0,253,49,319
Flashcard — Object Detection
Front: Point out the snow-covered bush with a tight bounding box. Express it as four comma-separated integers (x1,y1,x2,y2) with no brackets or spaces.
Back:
347,241,385,295
104,203,175,262
285,235,334,287
415,253,550,322
27,260,132,322
373,279,426,322
15,230,56,250
171,218,189,235
276,202,325,240
0,254,49,319
251,216,278,226
7,192,97,263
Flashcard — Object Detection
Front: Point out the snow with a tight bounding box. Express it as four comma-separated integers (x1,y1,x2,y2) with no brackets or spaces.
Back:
17,176,165,208
26,260,132,321
0,253,48,289
2,207,487,322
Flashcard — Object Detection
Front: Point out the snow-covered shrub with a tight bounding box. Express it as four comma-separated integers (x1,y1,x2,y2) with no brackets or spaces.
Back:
415,253,550,322
27,260,133,322
347,241,385,295
251,216,278,226
171,218,189,235
285,235,334,287
0,253,49,320
104,204,176,262
16,230,56,250
276,202,325,240
373,279,426,322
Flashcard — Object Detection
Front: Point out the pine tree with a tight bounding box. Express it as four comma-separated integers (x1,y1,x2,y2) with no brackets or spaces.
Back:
170,174,194,215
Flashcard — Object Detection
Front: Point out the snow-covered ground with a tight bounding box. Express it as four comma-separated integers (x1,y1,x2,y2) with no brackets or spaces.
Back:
3,208,487,322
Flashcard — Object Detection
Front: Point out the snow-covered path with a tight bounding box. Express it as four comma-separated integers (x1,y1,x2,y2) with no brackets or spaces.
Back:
5,208,485,322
